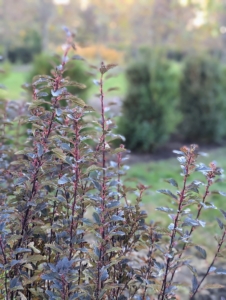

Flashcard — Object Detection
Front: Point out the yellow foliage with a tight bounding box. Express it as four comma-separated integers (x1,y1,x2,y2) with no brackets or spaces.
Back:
76,45,124,63
52,44,123,64
19,30,26,38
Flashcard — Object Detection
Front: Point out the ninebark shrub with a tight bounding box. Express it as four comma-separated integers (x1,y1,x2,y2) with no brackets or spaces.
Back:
1,31,226,300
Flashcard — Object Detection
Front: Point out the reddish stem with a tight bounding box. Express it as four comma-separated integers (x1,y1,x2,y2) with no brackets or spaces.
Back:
169,177,212,285
69,117,81,259
159,153,193,300
191,227,226,298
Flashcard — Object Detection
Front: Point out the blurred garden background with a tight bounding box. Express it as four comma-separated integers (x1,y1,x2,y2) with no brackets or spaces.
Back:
1,0,226,249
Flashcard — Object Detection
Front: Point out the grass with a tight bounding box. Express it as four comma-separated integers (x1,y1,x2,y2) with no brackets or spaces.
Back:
0,66,28,100
126,147,226,252
0,64,127,101
89,71,127,98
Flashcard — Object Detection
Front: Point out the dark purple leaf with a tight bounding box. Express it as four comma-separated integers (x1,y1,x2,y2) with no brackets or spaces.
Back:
37,143,44,157
192,275,198,293
195,246,207,259
216,218,224,230
165,178,178,188
71,54,85,61
215,268,226,275
220,209,226,219
157,189,177,200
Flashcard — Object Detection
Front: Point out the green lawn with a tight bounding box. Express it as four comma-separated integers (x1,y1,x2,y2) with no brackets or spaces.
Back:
0,66,28,100
0,64,126,100
127,147,226,251
88,71,126,99
103,72,126,95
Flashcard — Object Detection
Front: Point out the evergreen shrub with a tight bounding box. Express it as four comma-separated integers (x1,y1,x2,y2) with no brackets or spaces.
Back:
118,49,181,152
7,30,42,64
27,53,92,103
179,54,226,143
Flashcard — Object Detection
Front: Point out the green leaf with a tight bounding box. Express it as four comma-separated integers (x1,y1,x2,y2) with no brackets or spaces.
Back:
25,254,46,263
202,283,225,289
18,292,27,300
62,95,86,107
61,81,86,89
33,75,52,82
27,242,41,254
28,289,45,297
110,231,125,236
45,243,63,254
106,247,122,254
85,165,101,174
32,123,44,131
33,77,51,85
84,105,96,112
14,150,26,155
112,147,127,155
107,87,119,92
52,148,66,161
28,100,50,109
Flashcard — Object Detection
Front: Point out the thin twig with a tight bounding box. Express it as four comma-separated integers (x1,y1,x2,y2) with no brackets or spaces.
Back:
190,227,226,298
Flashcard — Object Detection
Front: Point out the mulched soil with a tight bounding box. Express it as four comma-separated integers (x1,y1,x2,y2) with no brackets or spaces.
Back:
127,143,226,165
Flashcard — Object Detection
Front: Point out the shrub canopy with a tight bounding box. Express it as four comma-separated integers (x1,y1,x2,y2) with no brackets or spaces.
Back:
179,54,226,143
118,49,181,152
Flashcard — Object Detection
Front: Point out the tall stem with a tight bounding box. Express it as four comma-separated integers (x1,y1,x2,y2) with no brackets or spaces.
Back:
96,72,107,299
169,177,212,285
0,237,8,299
69,118,80,260
100,74,106,210
159,153,193,300
191,227,226,298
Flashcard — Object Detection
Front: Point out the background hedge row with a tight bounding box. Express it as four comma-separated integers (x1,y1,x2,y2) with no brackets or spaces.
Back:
118,48,226,152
